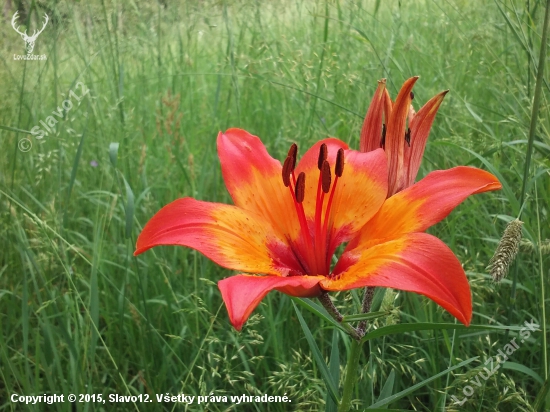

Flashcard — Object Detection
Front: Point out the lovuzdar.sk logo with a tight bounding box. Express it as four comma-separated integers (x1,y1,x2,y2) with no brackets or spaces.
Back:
12,11,49,61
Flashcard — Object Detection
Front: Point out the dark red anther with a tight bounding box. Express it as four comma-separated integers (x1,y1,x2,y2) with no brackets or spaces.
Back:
405,127,411,147
321,160,331,193
410,91,414,100
287,143,298,171
317,143,327,170
380,124,386,148
295,172,306,203
335,148,344,177
282,156,293,187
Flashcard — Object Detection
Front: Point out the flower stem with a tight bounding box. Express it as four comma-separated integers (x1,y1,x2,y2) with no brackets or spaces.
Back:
338,338,363,412
318,292,362,340
318,292,343,322
357,286,375,335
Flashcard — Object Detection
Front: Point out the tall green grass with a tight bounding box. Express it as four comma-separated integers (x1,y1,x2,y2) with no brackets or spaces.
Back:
0,0,548,410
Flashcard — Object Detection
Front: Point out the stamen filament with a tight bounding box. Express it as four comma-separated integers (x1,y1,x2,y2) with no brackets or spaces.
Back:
314,171,323,260
322,174,339,270
314,160,332,274
287,175,316,274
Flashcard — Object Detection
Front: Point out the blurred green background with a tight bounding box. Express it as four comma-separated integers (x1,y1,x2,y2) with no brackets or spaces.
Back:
0,0,549,410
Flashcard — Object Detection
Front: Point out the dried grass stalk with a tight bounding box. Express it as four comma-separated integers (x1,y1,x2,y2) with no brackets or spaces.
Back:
487,219,524,282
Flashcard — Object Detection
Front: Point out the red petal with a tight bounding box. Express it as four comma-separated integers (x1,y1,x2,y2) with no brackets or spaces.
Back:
346,166,502,252
217,128,300,241
323,233,472,325
383,88,393,122
135,198,303,276
404,90,448,187
360,79,387,152
385,77,418,196
218,274,323,330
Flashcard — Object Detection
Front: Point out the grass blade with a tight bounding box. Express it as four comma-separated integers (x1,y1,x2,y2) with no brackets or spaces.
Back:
0,124,32,134
293,297,349,333
367,357,478,409
109,142,119,168
342,311,390,323
121,175,134,239
293,301,340,405
325,328,340,412
533,378,550,411
65,116,88,225
376,369,396,408
501,361,544,384
361,323,524,343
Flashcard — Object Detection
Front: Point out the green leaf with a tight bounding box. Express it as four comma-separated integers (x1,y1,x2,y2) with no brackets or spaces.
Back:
292,297,348,333
369,288,387,313
501,361,544,385
121,175,134,239
325,329,339,412
376,369,395,408
342,311,390,323
109,142,119,168
361,323,525,343
367,357,478,408
292,301,340,404
373,0,381,16
533,377,550,411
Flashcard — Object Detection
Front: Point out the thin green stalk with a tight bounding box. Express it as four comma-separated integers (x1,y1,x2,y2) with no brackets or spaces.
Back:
305,0,329,138
535,182,547,382
338,339,363,412
527,0,532,96
519,0,550,209
440,321,458,411
223,2,241,122
511,0,550,316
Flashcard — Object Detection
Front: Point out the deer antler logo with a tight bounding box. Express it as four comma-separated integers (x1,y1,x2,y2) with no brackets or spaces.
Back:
12,11,49,55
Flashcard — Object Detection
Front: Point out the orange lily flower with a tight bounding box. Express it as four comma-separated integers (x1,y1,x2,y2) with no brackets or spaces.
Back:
134,128,501,331
361,76,448,196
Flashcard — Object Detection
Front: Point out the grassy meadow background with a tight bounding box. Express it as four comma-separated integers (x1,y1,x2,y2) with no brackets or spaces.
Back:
1,0,549,410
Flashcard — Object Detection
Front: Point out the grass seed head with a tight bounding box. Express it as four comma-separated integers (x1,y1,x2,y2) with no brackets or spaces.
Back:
487,219,523,282
520,238,550,255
